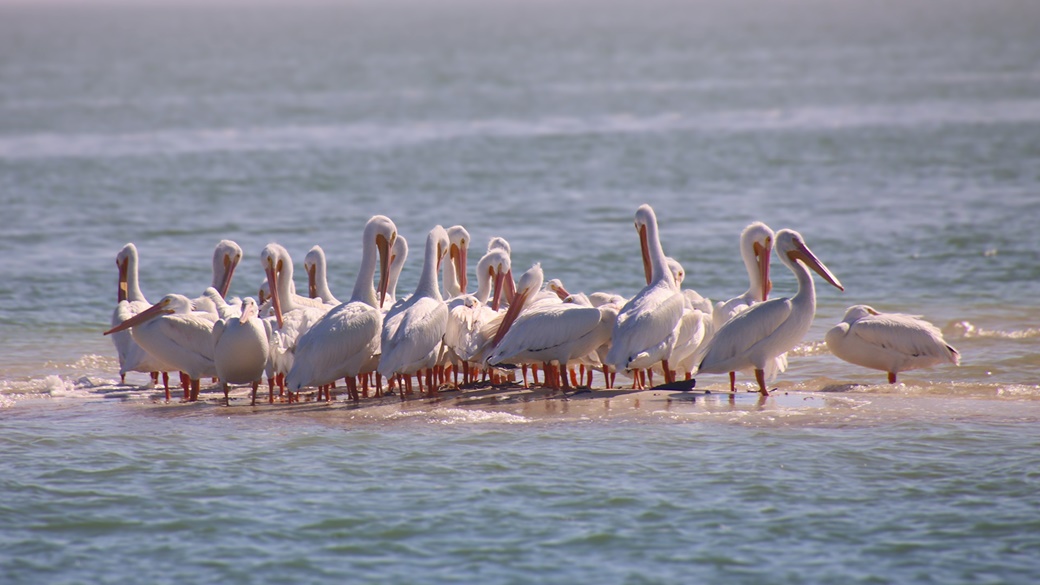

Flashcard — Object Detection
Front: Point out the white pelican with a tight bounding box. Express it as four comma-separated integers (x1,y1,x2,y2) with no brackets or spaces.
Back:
443,248,510,384
658,258,713,384
104,294,217,402
261,243,329,397
443,225,470,299
284,215,396,400
304,245,340,305
605,204,685,387
486,264,617,390
213,297,270,406
698,229,844,395
379,226,451,394
825,305,960,383
712,222,775,390
110,243,168,390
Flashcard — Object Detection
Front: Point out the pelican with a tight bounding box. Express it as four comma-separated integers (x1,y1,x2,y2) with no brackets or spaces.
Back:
213,297,270,406
605,204,685,387
261,243,329,395
379,226,451,394
443,248,510,384
284,215,397,401
304,245,340,305
698,229,844,395
110,243,168,390
442,225,470,299
663,258,714,382
712,222,775,390
486,264,617,390
104,294,217,402
825,305,960,383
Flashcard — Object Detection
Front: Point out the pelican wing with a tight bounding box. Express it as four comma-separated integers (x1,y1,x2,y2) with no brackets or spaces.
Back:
850,313,959,365
156,314,217,360
212,318,227,347
606,284,685,369
380,297,449,375
287,301,383,388
490,304,602,364
699,297,793,373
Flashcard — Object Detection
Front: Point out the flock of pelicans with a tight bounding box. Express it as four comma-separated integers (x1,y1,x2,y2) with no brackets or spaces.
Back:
104,204,960,405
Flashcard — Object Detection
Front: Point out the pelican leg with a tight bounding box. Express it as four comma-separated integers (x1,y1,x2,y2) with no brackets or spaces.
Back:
179,372,191,400
251,380,259,406
150,371,158,385
603,366,612,389
888,372,897,384
729,371,736,392
190,378,201,402
223,382,229,406
754,369,768,396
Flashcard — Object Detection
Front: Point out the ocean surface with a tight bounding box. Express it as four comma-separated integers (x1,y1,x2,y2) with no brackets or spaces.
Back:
2,0,1040,582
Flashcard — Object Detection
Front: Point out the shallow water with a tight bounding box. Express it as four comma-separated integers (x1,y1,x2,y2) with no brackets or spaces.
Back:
2,0,1040,582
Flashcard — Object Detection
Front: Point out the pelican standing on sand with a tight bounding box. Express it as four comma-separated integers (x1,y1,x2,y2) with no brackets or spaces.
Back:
486,264,617,390
261,242,329,397
605,204,685,387
379,225,451,395
213,297,270,406
698,229,844,395
285,215,397,401
110,243,168,389
712,222,775,390
104,294,217,402
825,305,960,383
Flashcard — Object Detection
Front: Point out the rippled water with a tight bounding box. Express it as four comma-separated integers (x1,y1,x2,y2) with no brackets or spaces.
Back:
2,0,1040,582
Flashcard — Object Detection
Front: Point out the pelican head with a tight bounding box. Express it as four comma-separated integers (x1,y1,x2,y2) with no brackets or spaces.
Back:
447,225,470,294
546,278,570,300
666,257,685,288
115,243,139,303
213,239,242,298
239,297,259,324
489,263,544,349
842,304,880,322
741,222,774,301
775,229,844,291
430,225,451,273
487,236,511,256
260,243,291,329
104,294,192,335
476,248,511,309
363,215,398,308
304,245,327,300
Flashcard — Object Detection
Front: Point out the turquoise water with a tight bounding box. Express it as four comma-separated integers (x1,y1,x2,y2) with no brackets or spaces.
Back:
2,0,1040,582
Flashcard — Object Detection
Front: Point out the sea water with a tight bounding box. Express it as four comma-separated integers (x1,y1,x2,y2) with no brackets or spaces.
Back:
2,0,1040,582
